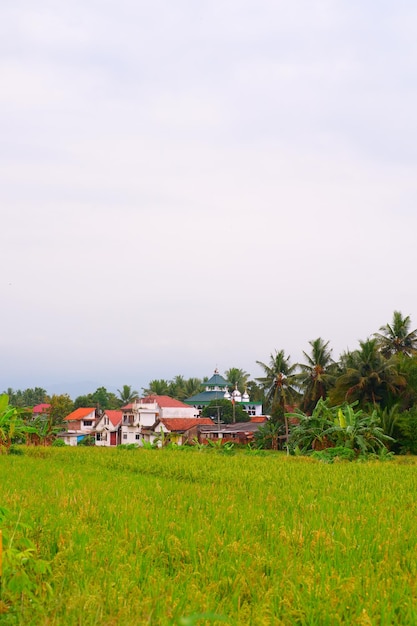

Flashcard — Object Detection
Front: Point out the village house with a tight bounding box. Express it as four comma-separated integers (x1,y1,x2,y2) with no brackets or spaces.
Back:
59,407,101,446
95,410,123,446
32,403,51,417
150,417,214,446
187,416,268,446
120,395,201,446
59,391,268,448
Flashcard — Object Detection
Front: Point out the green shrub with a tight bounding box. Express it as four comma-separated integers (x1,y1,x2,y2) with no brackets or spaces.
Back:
51,438,66,447
117,443,139,450
9,444,24,455
397,407,417,454
312,446,356,463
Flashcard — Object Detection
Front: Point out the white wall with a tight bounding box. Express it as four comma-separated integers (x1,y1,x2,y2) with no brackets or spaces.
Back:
160,406,198,419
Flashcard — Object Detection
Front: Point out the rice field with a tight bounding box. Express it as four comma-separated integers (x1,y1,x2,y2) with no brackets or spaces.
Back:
1,447,417,625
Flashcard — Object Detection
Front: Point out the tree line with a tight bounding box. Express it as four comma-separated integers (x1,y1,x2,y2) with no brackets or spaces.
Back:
4,310,417,453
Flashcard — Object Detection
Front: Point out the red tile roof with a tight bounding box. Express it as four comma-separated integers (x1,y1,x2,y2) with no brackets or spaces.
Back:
250,416,268,423
141,395,192,408
122,396,194,410
64,407,96,422
33,403,51,413
159,418,213,431
104,410,122,427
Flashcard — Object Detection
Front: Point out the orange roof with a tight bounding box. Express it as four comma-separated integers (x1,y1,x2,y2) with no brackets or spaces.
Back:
104,410,122,427
250,416,268,423
64,407,96,422
159,418,213,431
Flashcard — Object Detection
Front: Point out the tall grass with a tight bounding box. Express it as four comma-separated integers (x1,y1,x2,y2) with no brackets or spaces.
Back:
1,447,417,624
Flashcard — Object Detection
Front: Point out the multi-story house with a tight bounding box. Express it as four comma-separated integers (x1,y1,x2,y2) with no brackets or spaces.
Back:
120,395,200,446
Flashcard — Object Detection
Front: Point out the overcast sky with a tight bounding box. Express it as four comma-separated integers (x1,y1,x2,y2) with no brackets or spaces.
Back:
1,0,417,397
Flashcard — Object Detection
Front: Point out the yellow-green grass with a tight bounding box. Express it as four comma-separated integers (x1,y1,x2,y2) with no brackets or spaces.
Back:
1,447,417,625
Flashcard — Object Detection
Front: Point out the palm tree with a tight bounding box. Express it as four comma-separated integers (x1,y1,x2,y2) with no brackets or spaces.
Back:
330,338,406,408
117,385,139,405
297,338,335,414
224,368,250,391
256,350,299,440
168,376,187,400
182,377,203,399
142,379,171,396
374,311,417,357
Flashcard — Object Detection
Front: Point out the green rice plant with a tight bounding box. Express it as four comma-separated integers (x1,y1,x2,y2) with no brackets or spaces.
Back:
1,448,417,624
0,506,53,620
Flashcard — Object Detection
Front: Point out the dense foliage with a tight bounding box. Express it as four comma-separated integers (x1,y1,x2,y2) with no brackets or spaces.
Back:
287,399,393,456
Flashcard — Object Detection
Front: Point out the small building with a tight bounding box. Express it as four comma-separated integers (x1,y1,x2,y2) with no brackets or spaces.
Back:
56,431,85,447
149,417,214,446
59,407,101,445
196,418,268,446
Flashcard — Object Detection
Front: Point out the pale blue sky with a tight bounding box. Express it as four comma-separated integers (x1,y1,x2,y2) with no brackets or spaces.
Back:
1,0,417,397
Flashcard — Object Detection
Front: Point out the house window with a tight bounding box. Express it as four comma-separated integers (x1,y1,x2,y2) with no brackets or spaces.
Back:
135,434,141,440
104,417,109,426
123,433,127,440
96,433,101,441
84,420,93,426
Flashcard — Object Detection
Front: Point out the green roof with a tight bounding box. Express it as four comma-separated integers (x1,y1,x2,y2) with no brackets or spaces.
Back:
204,372,230,388
185,390,228,404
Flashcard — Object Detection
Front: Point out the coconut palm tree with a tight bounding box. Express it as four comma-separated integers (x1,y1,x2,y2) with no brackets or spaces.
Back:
297,338,335,414
256,350,299,439
224,368,250,391
329,338,406,408
182,377,203,399
374,311,417,358
142,380,171,396
168,375,187,400
256,350,299,412
117,385,139,405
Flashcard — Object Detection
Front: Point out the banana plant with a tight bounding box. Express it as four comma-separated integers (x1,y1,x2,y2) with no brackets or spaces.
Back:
0,394,34,452
287,398,394,456
326,402,394,454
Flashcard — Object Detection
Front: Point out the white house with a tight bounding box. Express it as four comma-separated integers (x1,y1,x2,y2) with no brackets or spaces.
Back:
95,410,123,446
120,395,199,446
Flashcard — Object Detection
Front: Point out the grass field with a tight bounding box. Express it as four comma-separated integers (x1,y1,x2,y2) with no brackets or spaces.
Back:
1,447,417,625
